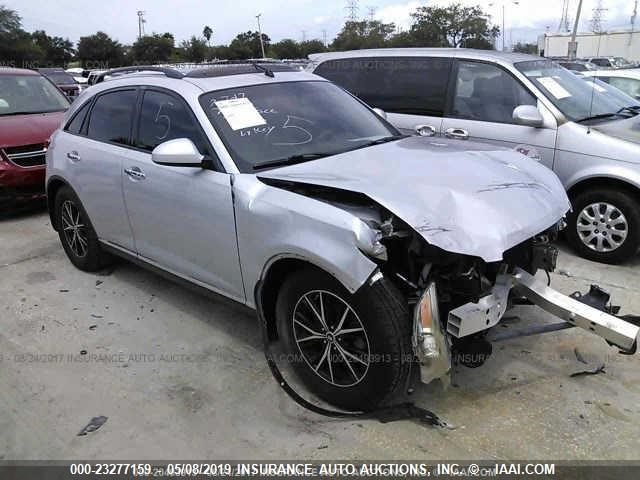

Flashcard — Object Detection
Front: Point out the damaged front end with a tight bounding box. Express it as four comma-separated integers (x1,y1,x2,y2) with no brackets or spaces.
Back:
356,207,639,387
407,225,640,387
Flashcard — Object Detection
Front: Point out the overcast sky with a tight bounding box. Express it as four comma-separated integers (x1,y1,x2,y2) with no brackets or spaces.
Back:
6,0,638,47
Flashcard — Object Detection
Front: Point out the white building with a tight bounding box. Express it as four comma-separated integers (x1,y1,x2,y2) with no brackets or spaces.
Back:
539,28,640,61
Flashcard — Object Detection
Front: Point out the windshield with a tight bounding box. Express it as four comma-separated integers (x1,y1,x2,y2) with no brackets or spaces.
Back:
515,60,640,121
44,72,77,85
199,81,398,172
0,75,69,115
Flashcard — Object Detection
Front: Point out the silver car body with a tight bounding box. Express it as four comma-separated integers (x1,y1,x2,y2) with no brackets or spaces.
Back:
47,70,568,303
308,48,640,208
46,69,639,389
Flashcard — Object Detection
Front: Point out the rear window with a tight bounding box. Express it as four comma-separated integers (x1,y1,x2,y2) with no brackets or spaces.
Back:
314,57,452,117
0,74,69,115
44,72,77,85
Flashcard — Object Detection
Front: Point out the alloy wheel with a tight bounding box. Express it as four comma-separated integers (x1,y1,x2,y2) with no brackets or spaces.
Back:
576,202,628,253
61,199,88,258
292,290,370,387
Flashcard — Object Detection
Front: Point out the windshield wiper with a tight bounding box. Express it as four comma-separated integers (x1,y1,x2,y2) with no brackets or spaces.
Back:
349,134,409,152
252,153,331,171
575,112,626,123
616,106,640,115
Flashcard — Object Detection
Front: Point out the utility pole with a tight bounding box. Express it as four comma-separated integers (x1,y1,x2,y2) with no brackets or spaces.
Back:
301,30,307,42
136,11,146,39
489,2,519,52
589,0,608,33
322,29,327,47
345,0,359,22
367,6,376,22
629,0,637,46
256,13,266,59
569,0,583,59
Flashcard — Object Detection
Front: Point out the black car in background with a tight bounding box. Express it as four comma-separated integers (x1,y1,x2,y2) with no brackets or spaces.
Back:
37,68,80,100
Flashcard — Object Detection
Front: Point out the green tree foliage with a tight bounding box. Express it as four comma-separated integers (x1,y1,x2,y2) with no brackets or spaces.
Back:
331,20,396,51
410,3,499,48
0,6,43,66
31,30,75,65
77,31,126,68
228,31,270,59
180,36,208,62
0,4,20,33
131,33,174,63
269,38,301,59
202,25,213,46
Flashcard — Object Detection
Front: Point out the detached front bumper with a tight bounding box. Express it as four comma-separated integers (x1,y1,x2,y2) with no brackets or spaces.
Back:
414,268,640,385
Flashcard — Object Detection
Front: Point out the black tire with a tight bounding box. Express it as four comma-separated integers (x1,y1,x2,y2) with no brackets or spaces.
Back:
566,188,640,264
54,186,112,272
276,268,412,412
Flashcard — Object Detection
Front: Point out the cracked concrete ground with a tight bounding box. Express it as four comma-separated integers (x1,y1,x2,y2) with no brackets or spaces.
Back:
1,206,639,460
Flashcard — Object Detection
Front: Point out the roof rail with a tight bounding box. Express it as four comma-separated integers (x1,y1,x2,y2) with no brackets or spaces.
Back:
96,66,184,83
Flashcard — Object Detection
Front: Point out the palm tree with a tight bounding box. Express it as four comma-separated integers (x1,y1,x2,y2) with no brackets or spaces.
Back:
202,25,213,46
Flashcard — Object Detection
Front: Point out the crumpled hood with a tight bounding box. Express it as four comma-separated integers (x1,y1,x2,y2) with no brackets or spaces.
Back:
259,136,571,262
0,111,65,148
592,115,640,146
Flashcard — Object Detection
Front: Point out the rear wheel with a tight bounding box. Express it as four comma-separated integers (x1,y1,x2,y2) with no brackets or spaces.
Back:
54,186,112,271
566,188,640,264
276,268,412,411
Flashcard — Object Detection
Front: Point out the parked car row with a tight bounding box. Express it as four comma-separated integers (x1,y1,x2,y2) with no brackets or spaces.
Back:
556,56,639,72
43,61,640,412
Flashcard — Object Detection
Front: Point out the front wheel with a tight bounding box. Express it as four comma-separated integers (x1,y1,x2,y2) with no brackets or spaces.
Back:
54,186,112,271
276,268,413,412
566,188,640,264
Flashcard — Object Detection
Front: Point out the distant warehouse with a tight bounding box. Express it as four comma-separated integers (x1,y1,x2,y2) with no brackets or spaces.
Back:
539,28,640,61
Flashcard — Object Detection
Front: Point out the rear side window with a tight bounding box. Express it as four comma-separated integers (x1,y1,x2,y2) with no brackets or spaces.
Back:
451,61,536,124
86,90,137,146
65,101,91,135
135,90,210,155
315,57,452,116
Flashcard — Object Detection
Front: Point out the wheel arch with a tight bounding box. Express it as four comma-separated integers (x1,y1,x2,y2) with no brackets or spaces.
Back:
46,175,73,231
254,255,372,342
567,175,640,204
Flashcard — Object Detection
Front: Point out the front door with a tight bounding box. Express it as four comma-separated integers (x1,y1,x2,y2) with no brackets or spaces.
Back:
441,60,557,170
122,88,245,301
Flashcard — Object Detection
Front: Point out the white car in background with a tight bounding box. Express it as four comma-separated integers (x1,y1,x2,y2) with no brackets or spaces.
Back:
581,69,640,100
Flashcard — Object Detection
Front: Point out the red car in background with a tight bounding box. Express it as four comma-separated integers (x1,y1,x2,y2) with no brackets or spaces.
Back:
0,67,69,209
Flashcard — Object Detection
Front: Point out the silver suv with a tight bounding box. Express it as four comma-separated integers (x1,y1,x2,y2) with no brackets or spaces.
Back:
46,65,639,411
310,49,640,264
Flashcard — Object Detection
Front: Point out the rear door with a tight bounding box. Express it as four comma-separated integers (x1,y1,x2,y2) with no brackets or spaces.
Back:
55,89,137,250
121,88,245,301
441,60,558,170
314,56,452,136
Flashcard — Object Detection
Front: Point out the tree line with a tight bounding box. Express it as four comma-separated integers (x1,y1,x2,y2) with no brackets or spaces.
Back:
1,3,502,69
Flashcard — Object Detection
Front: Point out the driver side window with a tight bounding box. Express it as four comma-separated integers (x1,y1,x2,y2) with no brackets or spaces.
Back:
451,61,536,124
135,90,211,156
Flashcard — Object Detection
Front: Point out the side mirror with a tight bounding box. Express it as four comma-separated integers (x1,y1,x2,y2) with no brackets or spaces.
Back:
372,107,387,120
512,105,544,128
151,138,204,167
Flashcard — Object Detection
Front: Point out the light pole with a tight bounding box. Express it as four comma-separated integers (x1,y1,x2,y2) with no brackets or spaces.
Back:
256,13,266,59
489,1,519,51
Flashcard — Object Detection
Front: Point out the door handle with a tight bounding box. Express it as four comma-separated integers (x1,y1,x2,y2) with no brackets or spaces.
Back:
66,151,81,161
415,125,436,137
444,128,469,140
124,167,146,180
